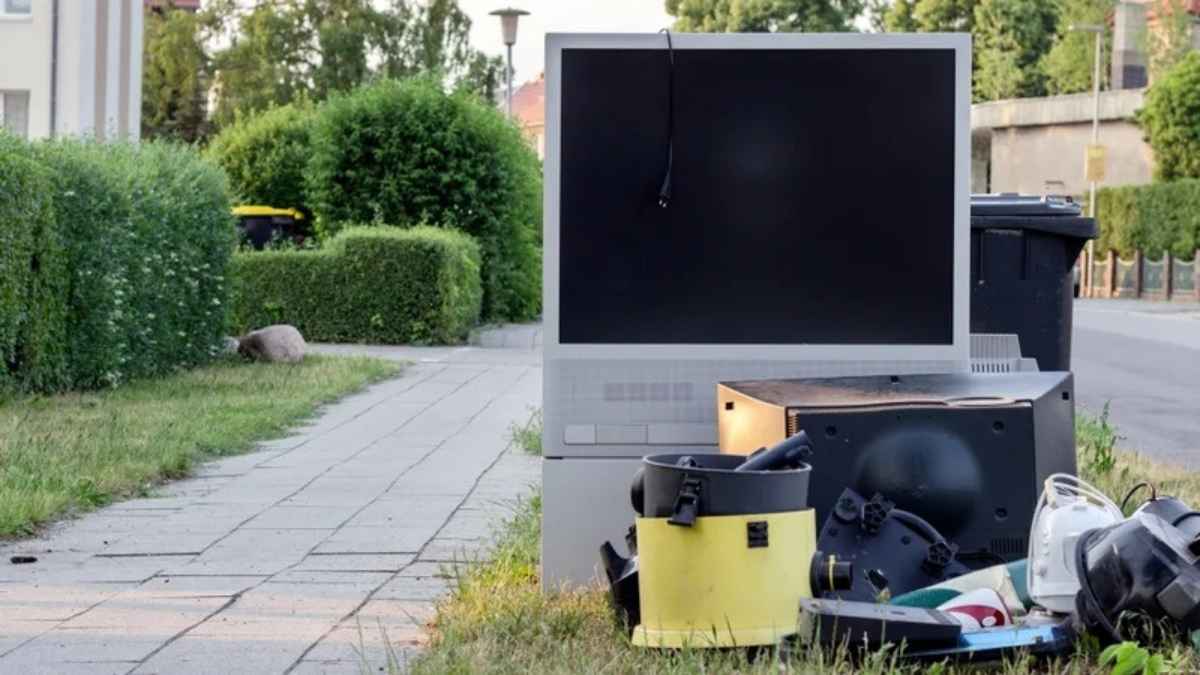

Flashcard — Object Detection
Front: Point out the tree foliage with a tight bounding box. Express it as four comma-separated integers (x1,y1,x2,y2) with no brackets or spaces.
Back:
1147,0,1195,82
876,0,976,32
878,0,917,30
201,0,502,129
1041,0,1114,96
972,0,1059,101
877,0,1116,102
141,3,221,142
1138,51,1200,181
918,0,976,31
665,0,867,32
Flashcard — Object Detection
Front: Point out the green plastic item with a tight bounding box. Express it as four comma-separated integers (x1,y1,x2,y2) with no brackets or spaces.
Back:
891,560,1031,610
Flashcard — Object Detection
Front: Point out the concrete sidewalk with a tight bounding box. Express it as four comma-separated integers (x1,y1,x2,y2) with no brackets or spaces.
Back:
0,335,542,674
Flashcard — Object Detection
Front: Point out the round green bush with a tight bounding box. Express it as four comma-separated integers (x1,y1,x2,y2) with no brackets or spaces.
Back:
206,103,316,217
1140,51,1200,181
306,78,541,322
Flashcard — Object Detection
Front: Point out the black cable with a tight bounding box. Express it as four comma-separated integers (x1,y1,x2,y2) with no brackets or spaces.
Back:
1075,528,1123,643
1121,482,1157,513
889,509,948,546
657,28,674,209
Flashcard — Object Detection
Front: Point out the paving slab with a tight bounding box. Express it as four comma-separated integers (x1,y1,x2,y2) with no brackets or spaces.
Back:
294,554,414,574
0,331,543,673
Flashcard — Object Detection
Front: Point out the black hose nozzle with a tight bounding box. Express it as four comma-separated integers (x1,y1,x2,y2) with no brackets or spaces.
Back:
735,430,813,472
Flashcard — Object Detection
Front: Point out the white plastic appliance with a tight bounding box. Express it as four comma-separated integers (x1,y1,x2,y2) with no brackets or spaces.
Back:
1027,473,1123,614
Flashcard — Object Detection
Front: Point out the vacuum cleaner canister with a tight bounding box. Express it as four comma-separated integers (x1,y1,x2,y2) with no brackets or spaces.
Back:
631,452,818,648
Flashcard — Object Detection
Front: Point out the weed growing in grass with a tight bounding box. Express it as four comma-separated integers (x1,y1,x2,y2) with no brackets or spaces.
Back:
1078,402,1120,477
507,407,542,456
1099,640,1177,675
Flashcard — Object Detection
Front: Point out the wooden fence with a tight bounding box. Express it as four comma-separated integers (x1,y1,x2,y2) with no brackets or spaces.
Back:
1080,248,1200,301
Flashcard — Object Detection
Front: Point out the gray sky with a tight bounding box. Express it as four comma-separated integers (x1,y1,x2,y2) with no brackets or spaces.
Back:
458,1,675,86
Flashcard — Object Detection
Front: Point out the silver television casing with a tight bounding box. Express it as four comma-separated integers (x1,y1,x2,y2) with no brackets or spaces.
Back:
541,32,974,588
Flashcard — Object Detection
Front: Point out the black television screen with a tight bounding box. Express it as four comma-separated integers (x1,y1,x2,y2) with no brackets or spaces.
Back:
558,47,957,345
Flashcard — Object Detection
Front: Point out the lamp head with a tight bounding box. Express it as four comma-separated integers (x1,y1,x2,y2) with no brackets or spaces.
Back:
489,7,530,47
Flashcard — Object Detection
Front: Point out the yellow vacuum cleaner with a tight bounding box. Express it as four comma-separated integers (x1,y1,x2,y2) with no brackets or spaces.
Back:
602,432,852,649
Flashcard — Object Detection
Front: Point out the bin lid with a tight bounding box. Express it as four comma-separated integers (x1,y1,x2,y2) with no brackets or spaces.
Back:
232,205,305,221
970,194,1096,239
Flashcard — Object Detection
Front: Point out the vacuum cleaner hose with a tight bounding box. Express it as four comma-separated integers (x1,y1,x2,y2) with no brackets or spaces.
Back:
736,430,813,472
1074,527,1123,643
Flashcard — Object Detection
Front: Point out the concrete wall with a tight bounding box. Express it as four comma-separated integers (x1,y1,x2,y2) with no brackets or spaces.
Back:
0,0,141,140
972,88,1154,195
987,121,1153,195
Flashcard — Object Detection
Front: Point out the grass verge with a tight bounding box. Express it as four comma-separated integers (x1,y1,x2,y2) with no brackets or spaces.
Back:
409,412,1200,674
0,354,401,537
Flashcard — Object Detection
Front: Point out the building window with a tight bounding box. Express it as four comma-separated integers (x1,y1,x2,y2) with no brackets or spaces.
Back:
2,0,31,15
0,91,30,138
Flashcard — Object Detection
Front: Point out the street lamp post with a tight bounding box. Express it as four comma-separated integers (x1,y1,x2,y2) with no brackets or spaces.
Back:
1071,23,1104,218
1072,23,1104,295
489,7,529,119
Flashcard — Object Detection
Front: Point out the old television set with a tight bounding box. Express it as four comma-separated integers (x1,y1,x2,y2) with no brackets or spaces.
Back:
542,32,972,586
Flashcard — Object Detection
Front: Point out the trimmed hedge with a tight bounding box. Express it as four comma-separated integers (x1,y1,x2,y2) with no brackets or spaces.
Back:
230,226,482,344
305,78,541,322
0,134,235,392
205,103,316,217
1096,180,1200,259
0,136,67,392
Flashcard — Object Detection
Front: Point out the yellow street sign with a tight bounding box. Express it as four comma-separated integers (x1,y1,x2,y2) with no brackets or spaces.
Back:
1085,144,1107,183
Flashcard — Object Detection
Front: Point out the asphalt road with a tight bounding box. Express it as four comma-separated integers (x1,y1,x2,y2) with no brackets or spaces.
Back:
1072,299,1200,467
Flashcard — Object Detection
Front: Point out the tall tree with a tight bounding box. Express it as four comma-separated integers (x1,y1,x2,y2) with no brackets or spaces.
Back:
913,0,977,31
972,0,1058,101
878,0,917,31
141,3,216,142
665,0,868,33
210,3,311,127
1041,0,1114,96
378,0,503,99
210,0,502,128
1147,0,1195,82
877,0,976,32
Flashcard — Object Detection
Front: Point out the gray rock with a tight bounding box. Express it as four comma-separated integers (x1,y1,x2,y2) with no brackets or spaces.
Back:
238,325,306,363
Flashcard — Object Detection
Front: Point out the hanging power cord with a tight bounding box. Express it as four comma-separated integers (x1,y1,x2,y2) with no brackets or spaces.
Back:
657,28,675,208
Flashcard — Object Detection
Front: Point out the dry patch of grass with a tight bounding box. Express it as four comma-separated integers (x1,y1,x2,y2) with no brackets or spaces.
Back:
0,355,401,537
408,411,1200,674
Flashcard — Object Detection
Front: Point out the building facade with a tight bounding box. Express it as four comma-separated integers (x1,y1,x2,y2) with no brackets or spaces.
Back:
511,72,545,160
0,0,142,140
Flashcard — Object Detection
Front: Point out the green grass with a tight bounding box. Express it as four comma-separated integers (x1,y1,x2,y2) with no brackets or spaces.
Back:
0,354,401,537
407,411,1200,674
507,407,542,456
